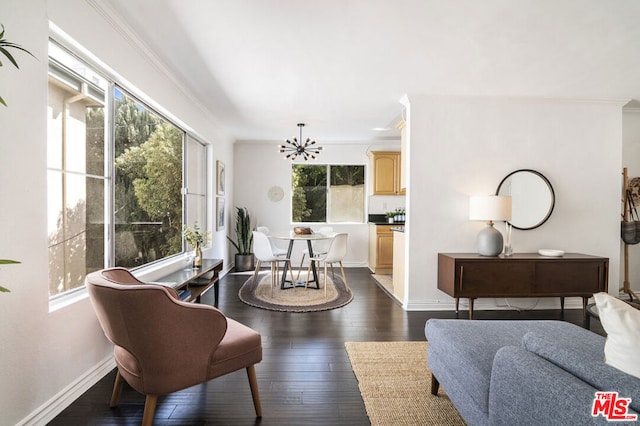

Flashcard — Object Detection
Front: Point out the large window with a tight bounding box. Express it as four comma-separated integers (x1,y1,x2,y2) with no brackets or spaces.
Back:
113,88,183,267
292,164,365,223
47,41,203,298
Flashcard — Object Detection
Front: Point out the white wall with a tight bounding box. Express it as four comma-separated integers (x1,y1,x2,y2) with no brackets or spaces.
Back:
622,108,640,296
233,141,399,267
0,1,234,424
403,95,625,311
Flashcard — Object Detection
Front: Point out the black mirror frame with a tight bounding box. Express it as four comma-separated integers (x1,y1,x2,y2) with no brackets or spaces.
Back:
495,169,555,231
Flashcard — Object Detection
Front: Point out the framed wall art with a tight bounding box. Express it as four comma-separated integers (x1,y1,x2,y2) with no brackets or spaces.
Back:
216,197,225,231
216,160,225,196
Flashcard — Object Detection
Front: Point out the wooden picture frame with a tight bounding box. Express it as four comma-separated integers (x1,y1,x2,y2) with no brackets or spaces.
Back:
216,160,225,196
216,197,225,231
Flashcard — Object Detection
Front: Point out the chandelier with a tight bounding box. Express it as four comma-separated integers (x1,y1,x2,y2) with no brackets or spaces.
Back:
279,123,323,161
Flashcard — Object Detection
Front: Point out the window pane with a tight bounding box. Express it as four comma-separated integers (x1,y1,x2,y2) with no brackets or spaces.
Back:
292,165,327,222
114,88,183,267
48,173,105,296
47,44,107,297
329,165,365,223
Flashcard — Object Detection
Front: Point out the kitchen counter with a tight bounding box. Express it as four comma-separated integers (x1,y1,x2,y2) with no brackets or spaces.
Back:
368,214,404,226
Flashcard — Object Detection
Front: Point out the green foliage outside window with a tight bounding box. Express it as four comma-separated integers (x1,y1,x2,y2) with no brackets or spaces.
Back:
292,164,365,223
114,92,183,267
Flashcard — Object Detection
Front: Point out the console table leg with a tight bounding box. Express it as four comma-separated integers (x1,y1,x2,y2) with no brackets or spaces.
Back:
468,298,474,320
582,297,588,326
455,297,459,313
560,297,565,312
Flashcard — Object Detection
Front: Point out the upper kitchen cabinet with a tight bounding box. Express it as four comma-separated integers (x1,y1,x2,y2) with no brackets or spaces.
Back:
370,151,405,195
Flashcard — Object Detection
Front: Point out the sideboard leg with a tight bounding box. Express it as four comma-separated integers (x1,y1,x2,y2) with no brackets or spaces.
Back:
455,297,459,313
468,298,474,320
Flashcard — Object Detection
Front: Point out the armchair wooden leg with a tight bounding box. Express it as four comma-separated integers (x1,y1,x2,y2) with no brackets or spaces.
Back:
110,370,126,407
142,394,158,426
246,365,262,417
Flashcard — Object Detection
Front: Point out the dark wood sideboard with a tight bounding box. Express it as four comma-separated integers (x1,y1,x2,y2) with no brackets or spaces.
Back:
437,253,608,321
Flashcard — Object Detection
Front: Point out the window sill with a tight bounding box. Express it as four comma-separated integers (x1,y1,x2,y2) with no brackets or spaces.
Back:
49,287,89,313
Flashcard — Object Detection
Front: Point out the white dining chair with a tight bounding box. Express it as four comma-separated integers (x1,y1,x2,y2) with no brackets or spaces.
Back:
256,226,288,257
305,232,348,298
296,226,334,280
252,231,295,296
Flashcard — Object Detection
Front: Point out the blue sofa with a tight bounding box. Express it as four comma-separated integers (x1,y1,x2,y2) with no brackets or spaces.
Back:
425,319,640,425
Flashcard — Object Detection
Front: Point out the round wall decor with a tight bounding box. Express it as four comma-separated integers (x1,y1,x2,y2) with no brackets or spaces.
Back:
268,186,284,202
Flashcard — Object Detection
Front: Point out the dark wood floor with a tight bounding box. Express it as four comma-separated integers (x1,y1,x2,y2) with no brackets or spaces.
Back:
49,267,604,425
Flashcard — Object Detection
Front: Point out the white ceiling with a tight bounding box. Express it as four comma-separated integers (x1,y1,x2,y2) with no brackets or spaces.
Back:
104,0,640,142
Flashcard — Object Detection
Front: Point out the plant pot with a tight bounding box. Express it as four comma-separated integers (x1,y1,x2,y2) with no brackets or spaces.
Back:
235,254,255,272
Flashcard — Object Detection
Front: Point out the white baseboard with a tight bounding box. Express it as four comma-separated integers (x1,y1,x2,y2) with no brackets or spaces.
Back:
18,356,116,426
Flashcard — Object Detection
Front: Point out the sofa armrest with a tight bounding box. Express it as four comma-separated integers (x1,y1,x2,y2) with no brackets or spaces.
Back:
489,346,638,425
523,332,640,413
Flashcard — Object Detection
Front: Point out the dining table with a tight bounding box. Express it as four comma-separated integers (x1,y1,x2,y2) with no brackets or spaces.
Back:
268,232,335,289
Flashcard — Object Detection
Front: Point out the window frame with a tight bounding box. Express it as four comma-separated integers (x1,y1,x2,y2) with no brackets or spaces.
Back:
47,36,208,305
290,163,366,225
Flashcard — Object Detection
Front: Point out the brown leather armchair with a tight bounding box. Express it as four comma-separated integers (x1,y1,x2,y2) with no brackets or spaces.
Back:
86,267,262,425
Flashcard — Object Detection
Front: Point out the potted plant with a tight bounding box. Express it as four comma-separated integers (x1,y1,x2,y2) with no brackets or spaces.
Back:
183,222,210,268
385,211,396,223
1,24,36,107
227,207,255,272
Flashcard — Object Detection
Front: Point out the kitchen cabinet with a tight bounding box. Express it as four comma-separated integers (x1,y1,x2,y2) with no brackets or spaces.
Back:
368,224,394,274
370,151,404,195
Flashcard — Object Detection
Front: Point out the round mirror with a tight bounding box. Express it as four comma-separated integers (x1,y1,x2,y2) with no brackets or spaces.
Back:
496,169,555,230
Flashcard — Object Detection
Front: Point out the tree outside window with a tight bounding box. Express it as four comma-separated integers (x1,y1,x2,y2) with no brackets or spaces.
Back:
292,164,364,223
47,42,190,298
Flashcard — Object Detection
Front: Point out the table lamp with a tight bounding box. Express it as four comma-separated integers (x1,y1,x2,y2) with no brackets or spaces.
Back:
469,195,512,256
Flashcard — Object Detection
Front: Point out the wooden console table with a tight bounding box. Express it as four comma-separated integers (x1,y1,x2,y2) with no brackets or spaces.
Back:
155,258,223,306
437,253,608,321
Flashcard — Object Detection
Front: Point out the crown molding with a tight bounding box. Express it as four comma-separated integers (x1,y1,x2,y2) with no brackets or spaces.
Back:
86,0,223,130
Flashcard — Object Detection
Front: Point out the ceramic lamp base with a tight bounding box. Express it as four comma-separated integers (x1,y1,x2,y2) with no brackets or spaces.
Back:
476,223,504,256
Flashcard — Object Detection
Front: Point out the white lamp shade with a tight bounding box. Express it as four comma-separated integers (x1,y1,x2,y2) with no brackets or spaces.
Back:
469,195,512,221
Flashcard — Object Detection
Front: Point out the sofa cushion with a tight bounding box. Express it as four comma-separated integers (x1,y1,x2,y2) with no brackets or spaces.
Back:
425,319,587,420
490,346,639,425
523,331,640,413
594,292,640,379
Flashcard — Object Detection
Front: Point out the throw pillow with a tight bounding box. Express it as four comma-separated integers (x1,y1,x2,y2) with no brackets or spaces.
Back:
593,292,640,379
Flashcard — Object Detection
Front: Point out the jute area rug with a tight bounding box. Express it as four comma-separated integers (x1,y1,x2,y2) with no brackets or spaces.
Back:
238,270,353,312
345,341,465,426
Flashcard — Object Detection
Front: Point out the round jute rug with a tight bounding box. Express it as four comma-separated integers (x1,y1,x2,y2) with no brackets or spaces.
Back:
238,270,353,312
